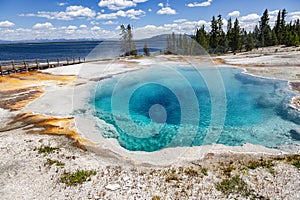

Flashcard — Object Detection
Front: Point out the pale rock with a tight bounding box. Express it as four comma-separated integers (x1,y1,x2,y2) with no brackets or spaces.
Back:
105,183,121,191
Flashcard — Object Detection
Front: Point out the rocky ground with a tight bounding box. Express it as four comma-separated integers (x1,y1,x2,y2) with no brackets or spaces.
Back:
1,126,299,200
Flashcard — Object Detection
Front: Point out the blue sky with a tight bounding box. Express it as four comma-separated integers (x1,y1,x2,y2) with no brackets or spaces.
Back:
0,0,299,40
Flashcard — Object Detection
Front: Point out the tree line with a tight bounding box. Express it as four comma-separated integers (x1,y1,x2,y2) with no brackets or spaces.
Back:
121,9,299,56
167,8,300,55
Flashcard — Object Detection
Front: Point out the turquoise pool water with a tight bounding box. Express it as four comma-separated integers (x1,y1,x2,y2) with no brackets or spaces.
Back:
93,66,300,152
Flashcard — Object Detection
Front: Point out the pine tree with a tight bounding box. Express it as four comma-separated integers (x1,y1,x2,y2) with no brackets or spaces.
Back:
296,19,300,38
274,10,281,44
245,32,254,51
217,15,227,53
239,28,247,51
231,18,241,52
227,17,234,52
253,25,260,48
195,25,209,50
259,9,272,47
271,30,278,46
210,16,219,53
280,9,287,45
120,24,137,56
294,33,300,46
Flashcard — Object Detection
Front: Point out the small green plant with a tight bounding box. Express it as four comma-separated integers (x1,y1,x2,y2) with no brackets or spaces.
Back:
285,154,300,168
152,196,161,200
215,175,254,198
45,159,65,167
61,169,97,186
222,165,236,177
35,146,60,155
200,167,208,176
247,158,273,169
291,161,300,168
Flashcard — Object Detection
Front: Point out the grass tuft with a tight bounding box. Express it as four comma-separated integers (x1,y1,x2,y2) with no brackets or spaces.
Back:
215,175,261,198
45,159,65,167
285,154,300,168
200,167,208,176
61,169,97,186
247,159,274,169
34,145,60,155
222,165,236,177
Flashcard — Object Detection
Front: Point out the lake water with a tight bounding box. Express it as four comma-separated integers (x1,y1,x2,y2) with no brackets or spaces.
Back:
0,42,102,61
93,65,300,152
0,40,165,61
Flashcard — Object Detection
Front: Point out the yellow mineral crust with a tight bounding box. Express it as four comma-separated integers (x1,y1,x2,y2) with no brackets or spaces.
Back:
0,71,76,111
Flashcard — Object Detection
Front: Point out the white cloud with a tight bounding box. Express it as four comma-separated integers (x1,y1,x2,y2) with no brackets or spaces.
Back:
239,13,260,21
238,13,261,31
97,9,145,20
91,26,101,31
158,3,164,7
289,11,300,16
98,0,148,10
288,11,300,21
20,5,96,21
186,0,212,7
148,8,152,12
269,10,279,15
174,19,187,23
157,7,176,15
227,11,240,18
133,19,210,39
0,24,118,41
0,20,15,28
67,25,77,30
57,2,68,7
80,24,87,28
90,21,100,25
103,20,118,25
33,22,53,29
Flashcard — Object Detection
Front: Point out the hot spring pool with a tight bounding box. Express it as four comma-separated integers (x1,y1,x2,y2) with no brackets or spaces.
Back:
92,65,300,152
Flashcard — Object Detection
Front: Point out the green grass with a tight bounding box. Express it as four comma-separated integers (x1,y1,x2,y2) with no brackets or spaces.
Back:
61,169,97,186
222,165,236,177
45,159,65,167
215,175,258,198
34,145,60,155
284,154,300,168
200,167,208,176
247,158,274,169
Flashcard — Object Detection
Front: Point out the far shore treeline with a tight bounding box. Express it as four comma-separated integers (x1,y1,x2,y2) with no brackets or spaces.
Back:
121,9,299,57
166,8,300,55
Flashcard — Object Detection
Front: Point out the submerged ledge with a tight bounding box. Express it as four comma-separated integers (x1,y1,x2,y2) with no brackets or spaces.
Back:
1,55,300,166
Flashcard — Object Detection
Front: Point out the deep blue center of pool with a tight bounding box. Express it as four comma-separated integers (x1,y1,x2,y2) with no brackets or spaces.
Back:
93,66,300,152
